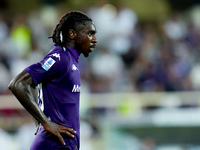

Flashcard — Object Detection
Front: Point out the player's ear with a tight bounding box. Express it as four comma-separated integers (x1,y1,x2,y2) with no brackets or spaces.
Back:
69,29,77,39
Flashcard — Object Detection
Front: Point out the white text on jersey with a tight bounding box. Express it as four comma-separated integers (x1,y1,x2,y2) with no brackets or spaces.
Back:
72,85,81,92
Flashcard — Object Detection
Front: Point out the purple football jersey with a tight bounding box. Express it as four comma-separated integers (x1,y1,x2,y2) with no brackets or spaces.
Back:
25,44,81,150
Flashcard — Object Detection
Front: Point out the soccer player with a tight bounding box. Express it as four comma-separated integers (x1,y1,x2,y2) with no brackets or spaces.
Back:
8,11,97,150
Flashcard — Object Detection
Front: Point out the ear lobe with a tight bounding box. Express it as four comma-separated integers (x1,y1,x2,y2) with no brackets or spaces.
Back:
69,29,76,39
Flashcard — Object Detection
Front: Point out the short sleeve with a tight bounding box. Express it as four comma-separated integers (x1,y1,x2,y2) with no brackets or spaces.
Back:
24,54,69,85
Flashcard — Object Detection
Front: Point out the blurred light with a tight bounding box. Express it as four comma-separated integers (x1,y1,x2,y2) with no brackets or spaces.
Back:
101,4,117,20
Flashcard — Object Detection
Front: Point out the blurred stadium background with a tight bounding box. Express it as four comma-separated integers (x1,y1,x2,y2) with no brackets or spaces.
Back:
1,0,200,149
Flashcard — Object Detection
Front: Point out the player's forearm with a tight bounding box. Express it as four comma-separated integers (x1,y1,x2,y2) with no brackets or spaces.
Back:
8,71,49,126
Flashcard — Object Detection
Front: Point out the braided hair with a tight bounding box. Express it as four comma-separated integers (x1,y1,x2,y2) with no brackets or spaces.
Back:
49,11,92,46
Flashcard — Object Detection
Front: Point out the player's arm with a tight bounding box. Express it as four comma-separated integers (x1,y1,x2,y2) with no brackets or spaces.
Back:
8,70,76,145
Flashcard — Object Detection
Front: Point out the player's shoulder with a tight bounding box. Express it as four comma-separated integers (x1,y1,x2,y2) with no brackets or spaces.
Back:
41,46,70,71
48,45,70,62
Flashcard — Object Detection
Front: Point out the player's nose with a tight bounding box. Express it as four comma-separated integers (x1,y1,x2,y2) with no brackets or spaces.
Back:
92,35,97,43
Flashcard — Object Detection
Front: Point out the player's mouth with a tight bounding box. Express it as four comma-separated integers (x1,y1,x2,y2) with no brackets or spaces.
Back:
90,44,96,52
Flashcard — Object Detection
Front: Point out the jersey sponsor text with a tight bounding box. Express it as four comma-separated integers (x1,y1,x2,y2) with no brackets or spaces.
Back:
72,84,81,92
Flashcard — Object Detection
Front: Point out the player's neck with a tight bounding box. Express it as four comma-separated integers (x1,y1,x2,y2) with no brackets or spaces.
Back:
65,43,75,49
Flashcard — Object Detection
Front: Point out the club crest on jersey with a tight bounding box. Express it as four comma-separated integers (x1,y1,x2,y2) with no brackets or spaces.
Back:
42,57,55,71
72,64,78,71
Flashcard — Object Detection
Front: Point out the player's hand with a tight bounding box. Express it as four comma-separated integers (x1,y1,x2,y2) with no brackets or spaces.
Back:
42,120,76,145
34,124,40,135
33,119,40,135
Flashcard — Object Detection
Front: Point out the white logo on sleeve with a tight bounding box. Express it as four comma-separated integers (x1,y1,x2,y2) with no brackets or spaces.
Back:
50,53,60,60
72,85,81,92
42,57,55,71
72,64,78,71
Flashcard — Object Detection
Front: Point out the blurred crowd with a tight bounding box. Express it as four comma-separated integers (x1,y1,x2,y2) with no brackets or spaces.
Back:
1,3,200,95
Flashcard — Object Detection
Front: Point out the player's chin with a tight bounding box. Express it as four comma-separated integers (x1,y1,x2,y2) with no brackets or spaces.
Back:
83,50,92,57
83,52,89,57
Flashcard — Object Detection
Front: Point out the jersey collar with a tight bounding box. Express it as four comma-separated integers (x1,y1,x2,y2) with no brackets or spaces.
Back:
53,44,81,61
65,46,81,61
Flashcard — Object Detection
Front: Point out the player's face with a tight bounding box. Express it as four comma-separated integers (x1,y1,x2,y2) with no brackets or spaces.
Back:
75,21,97,57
